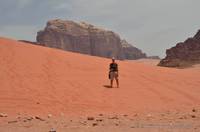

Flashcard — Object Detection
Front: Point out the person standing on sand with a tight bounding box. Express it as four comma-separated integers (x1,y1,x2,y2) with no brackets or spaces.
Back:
109,57,119,88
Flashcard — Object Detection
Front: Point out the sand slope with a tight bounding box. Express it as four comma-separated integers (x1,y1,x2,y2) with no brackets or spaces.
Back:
0,37,200,116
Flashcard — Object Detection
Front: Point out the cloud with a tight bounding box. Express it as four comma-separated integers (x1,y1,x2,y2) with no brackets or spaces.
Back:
17,0,33,8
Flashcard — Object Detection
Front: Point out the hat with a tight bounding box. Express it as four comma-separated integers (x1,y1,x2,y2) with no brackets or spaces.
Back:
112,57,115,60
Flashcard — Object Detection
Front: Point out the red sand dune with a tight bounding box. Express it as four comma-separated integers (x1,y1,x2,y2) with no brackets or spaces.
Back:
0,37,200,117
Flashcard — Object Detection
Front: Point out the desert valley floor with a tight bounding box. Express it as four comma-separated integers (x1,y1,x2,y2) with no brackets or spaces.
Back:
0,37,200,132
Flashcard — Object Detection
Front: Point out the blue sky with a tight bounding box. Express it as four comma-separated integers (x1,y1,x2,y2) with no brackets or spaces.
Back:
0,0,200,57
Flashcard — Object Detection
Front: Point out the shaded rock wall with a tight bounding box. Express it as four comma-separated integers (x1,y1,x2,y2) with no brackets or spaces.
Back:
37,19,146,60
159,30,200,67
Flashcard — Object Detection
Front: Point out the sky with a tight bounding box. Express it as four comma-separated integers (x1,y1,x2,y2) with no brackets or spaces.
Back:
0,0,200,57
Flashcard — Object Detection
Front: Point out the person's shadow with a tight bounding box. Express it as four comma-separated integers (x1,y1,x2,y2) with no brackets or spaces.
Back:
103,85,112,88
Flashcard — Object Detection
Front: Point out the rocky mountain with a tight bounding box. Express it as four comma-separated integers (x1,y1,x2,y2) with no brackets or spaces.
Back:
19,40,41,45
159,30,200,67
121,40,146,59
36,19,146,60
147,56,160,59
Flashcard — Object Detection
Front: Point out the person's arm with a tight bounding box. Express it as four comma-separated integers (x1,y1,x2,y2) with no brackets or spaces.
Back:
109,63,112,71
116,63,119,73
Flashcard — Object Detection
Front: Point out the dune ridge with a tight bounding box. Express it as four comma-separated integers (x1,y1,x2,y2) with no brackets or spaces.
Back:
0,37,200,117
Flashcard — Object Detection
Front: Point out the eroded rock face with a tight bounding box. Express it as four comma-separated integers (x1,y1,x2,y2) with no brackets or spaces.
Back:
37,19,146,60
37,20,124,59
159,30,200,67
121,40,146,59
19,40,41,45
147,56,160,60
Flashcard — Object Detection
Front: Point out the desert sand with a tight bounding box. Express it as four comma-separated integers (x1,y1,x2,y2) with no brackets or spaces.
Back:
132,59,160,66
0,37,200,131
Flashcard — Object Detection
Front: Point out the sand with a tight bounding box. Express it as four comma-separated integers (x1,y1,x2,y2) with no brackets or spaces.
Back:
0,37,200,131
132,58,160,66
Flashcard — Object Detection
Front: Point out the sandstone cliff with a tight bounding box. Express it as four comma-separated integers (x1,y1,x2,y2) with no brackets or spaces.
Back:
37,19,146,60
121,40,146,59
159,30,200,67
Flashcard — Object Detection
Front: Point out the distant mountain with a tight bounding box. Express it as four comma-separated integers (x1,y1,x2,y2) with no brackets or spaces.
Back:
159,30,200,67
36,19,147,60
121,40,146,59
147,56,160,60
18,40,40,45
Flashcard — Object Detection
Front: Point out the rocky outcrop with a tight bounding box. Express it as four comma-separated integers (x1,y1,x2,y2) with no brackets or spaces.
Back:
121,40,146,59
147,56,160,59
158,30,200,67
36,19,146,60
19,40,41,45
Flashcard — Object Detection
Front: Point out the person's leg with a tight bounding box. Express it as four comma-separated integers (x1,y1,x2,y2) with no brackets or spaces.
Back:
116,78,119,88
110,79,113,88
115,72,119,88
110,72,114,88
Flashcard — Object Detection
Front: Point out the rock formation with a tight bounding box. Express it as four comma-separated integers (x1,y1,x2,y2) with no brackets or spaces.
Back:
121,40,146,59
19,40,41,45
147,56,160,59
36,19,146,60
159,30,200,67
